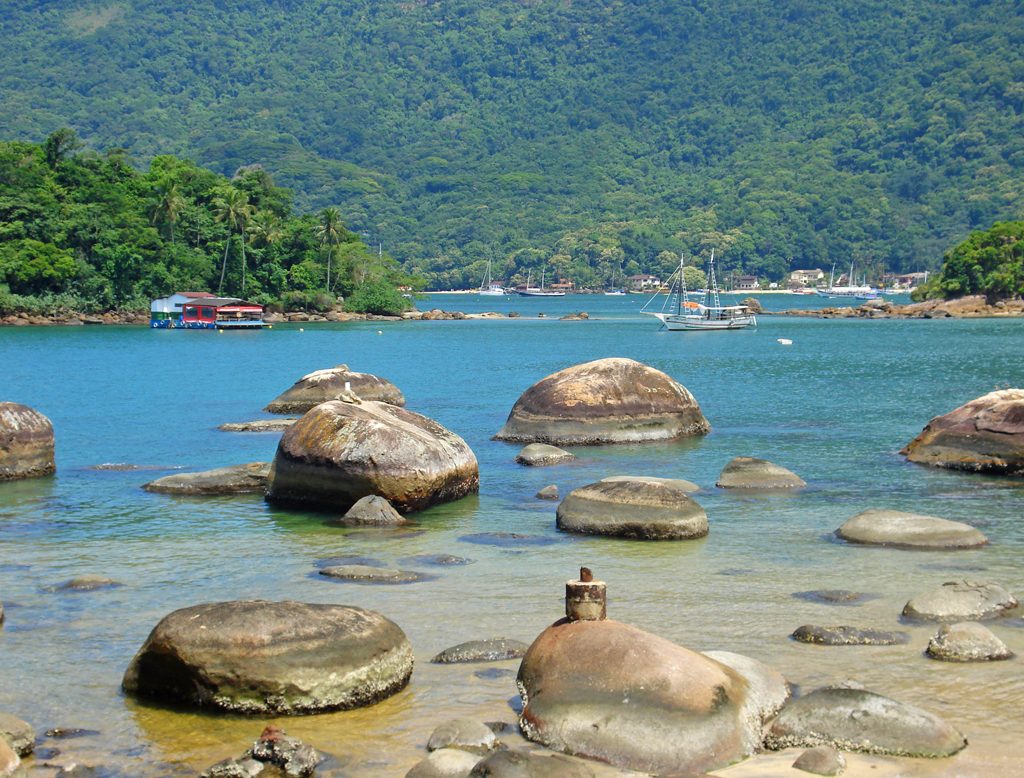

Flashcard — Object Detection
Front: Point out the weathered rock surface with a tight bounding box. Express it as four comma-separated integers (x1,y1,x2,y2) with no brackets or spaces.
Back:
248,726,323,777
427,719,498,754
319,565,428,584
791,625,909,646
122,600,413,714
535,485,559,500
469,749,595,777
514,444,575,467
219,419,297,432
431,638,530,664
494,358,709,445
330,495,408,526
556,477,707,540
406,748,482,778
793,745,845,776
765,686,966,757
702,650,791,753
926,621,1014,661
517,618,784,774
902,580,1019,621
775,295,1024,320
901,389,1024,475
0,713,34,756
836,509,987,549
716,457,805,489
266,399,478,513
0,402,55,480
598,474,700,492
0,739,19,778
265,364,405,413
142,463,270,495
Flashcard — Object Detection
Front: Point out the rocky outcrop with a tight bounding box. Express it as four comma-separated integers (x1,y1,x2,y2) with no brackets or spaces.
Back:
740,296,763,314
0,713,34,757
122,600,413,714
431,638,530,664
265,364,405,413
835,509,987,549
926,621,1014,661
902,580,1019,621
494,358,709,445
330,495,408,526
765,686,966,757
901,389,1024,475
517,618,786,774
791,625,909,646
142,463,270,495
265,398,478,513
515,444,575,466
716,457,805,489
774,295,1024,320
556,477,707,540
0,402,55,480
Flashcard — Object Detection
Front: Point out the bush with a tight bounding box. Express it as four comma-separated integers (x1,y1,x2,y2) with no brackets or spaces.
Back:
344,280,410,315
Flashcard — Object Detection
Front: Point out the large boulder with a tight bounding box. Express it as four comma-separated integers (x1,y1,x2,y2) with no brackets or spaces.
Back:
901,389,1024,475
494,358,709,445
835,509,987,549
765,686,966,757
902,580,1019,622
517,618,785,774
265,398,478,513
0,402,55,480
556,477,707,540
142,463,270,495
716,457,805,489
122,600,413,714
926,621,1014,662
265,364,405,413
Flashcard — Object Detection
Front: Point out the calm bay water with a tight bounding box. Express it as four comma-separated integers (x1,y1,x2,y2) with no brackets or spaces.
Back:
1,293,1022,776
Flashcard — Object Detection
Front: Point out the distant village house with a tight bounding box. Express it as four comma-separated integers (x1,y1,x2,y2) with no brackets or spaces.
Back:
788,269,825,288
628,274,661,291
734,275,759,290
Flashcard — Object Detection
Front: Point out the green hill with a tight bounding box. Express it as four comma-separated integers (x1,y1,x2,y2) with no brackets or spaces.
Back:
1,1,1022,289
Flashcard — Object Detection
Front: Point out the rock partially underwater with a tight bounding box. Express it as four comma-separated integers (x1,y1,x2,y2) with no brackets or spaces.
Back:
265,364,405,413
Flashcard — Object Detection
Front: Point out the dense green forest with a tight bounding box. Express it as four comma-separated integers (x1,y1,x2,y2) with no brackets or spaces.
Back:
0,131,414,314
0,1,1022,290
916,221,1024,302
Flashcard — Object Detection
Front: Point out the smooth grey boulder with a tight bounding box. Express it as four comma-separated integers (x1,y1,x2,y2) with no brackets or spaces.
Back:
765,686,967,757
926,621,1014,662
902,388,1024,475
515,444,575,467
0,713,34,756
494,358,709,445
122,600,413,714
835,509,987,549
431,639,530,664
266,399,478,513
469,749,595,777
535,485,559,500
791,625,909,646
219,419,297,432
407,748,482,778
902,580,1019,621
427,719,498,754
265,364,405,413
716,457,805,489
793,745,846,775
331,495,408,527
143,462,270,495
319,565,428,584
0,402,55,480
556,477,707,540
517,618,784,774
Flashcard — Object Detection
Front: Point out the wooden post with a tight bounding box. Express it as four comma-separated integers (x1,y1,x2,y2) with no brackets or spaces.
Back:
565,566,606,622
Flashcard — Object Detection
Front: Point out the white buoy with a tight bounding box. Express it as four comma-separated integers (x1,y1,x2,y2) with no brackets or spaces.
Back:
377,330,383,335
299,328,304,332
777,338,793,345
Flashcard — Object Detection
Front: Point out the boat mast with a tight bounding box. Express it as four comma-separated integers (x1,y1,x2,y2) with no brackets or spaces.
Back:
677,252,687,315
708,248,720,309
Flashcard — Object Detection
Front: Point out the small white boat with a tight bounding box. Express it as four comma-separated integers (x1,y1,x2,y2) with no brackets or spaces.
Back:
478,260,505,296
815,263,880,300
641,250,756,331
517,270,566,297
604,289,627,296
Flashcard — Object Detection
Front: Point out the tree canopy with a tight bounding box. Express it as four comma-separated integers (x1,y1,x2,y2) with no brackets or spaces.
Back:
915,221,1024,302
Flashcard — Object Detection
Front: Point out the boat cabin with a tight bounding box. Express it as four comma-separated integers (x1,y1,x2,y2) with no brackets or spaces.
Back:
150,293,265,329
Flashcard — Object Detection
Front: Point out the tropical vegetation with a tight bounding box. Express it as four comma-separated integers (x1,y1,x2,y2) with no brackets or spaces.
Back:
914,221,1024,302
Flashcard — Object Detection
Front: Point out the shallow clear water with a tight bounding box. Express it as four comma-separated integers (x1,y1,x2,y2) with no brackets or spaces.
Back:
1,293,1022,776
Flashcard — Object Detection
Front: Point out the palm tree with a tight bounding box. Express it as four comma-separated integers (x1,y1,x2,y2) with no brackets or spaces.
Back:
149,181,186,243
213,188,253,294
314,207,344,292
247,210,282,248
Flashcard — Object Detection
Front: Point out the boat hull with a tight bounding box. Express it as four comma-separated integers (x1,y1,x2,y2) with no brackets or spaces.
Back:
517,290,566,297
646,312,756,331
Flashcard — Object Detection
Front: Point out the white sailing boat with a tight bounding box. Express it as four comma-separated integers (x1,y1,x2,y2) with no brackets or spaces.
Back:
478,259,505,296
604,267,626,295
815,263,879,300
641,250,756,331
517,269,566,297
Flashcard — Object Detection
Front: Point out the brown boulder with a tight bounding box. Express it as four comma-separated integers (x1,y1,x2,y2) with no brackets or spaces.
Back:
0,402,55,480
265,364,405,413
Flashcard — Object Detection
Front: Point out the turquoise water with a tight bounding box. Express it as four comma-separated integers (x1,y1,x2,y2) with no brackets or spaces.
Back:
1,294,1022,776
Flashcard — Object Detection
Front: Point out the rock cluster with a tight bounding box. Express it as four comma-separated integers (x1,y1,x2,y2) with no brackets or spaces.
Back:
202,726,323,778
775,295,1024,320
265,364,405,413
0,402,55,480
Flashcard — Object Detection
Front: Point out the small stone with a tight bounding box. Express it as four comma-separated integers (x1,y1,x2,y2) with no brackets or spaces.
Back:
0,713,35,756
248,726,323,777
535,485,559,500
926,621,1014,662
318,565,429,584
427,719,498,754
431,639,530,664
793,745,846,775
331,495,408,527
716,457,805,489
791,625,910,646
406,748,482,778
515,444,575,467
201,757,265,778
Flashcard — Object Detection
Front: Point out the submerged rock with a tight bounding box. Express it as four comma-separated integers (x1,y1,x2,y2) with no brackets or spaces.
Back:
793,745,845,776
766,686,966,757
427,719,498,754
716,457,805,489
556,477,707,540
469,749,595,777
515,444,575,466
535,485,559,500
902,389,1024,475
0,402,55,480
248,726,323,777
835,509,987,549
926,621,1014,662
265,364,405,413
219,419,297,432
122,600,413,714
142,463,270,495
517,618,785,774
792,590,873,606
330,495,408,527
406,748,482,778
50,576,121,593
494,358,709,445
791,625,909,646
902,580,1019,621
319,565,428,584
431,638,530,664
266,398,478,513
0,713,34,756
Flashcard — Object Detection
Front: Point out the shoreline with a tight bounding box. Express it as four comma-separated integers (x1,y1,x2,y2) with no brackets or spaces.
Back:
767,294,1024,319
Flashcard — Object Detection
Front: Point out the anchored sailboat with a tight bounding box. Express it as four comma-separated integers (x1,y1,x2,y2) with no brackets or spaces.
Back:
641,250,756,331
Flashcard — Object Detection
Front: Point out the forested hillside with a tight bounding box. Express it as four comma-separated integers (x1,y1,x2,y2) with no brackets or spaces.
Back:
1,1,1022,290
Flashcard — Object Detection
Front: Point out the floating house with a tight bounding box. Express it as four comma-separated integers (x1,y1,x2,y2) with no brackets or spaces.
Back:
150,293,265,329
